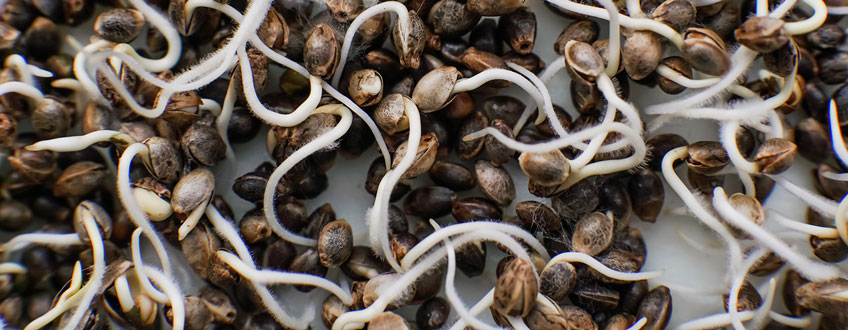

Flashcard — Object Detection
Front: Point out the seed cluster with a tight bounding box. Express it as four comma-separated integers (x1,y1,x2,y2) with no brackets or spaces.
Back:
0,0,845,329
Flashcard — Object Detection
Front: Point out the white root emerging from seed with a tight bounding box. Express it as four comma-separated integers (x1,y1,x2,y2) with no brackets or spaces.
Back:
26,208,105,330
2,233,82,254
332,1,410,87
434,220,498,330
206,204,313,329
662,146,744,276
0,262,25,275
264,105,353,248
400,221,549,270
769,210,840,239
547,252,663,281
712,187,842,281
217,251,355,304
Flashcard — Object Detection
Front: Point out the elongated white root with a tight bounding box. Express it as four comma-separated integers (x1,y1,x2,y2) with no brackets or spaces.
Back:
713,187,842,281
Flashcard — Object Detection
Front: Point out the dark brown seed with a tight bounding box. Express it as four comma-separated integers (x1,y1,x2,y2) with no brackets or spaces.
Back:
416,297,449,330
636,286,672,330
257,7,289,50
572,212,614,256
304,24,339,79
24,17,60,59
31,96,71,140
622,31,662,80
411,66,460,112
181,122,226,167
142,137,183,185
484,120,515,166
73,201,112,245
0,200,30,231
456,241,487,277
560,305,598,330
571,280,620,312
225,107,261,144
764,40,798,78
370,311,412,330
428,160,476,191
476,160,515,206
571,79,601,113
443,92,474,119
795,278,848,314
735,17,788,53
686,141,729,175
651,0,696,31
750,251,785,276
8,147,56,183
628,169,664,223
428,0,480,37
0,112,16,146
555,19,599,55
171,168,214,218
342,246,390,280
539,259,577,301
318,220,353,268
348,69,383,107
536,104,572,136
814,164,848,202
457,111,488,159
321,295,350,328
466,0,524,16
482,95,525,127
238,209,272,244
524,295,569,330
783,269,810,316
199,287,237,325
565,40,604,85
598,182,633,230
494,257,537,317
681,27,730,76
498,6,536,54
0,295,22,325
181,224,220,280
646,134,688,171
502,51,545,74
515,200,561,232
810,235,848,263
461,46,508,76
687,168,723,196
53,161,106,197
274,196,308,233
551,177,601,223
94,9,145,43
723,280,762,311
451,196,502,223
619,280,649,314
518,150,571,187
392,11,426,69
392,133,439,180
604,314,639,330
404,186,456,219
1,0,36,30
754,138,797,174
366,158,411,202
807,23,844,50
469,18,502,55
365,273,415,309
208,249,239,288
657,56,692,95
289,248,328,292
794,117,829,163
262,238,296,271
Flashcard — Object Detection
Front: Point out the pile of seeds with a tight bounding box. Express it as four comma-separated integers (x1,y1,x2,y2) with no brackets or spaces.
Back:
0,0,846,328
